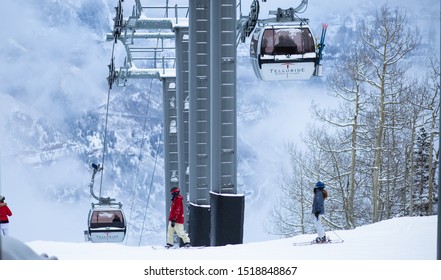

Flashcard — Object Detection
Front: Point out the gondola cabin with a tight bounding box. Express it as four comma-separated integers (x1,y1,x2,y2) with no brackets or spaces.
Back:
250,23,320,81
85,204,126,243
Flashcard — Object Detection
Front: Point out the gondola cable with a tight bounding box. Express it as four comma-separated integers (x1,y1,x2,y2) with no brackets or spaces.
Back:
124,78,156,245
98,0,123,197
138,128,162,246
136,10,171,245
98,45,115,197
83,0,127,243
125,10,168,244
131,6,173,245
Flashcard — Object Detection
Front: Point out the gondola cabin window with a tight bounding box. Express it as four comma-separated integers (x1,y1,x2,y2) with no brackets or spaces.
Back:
90,210,124,228
262,27,315,56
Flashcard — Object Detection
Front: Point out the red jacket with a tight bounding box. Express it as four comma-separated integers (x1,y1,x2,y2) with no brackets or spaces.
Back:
0,204,12,223
168,194,185,224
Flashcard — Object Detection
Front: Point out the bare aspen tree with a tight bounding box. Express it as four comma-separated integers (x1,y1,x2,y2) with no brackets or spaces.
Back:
401,79,425,215
358,6,420,222
266,144,315,237
423,59,440,214
319,40,369,228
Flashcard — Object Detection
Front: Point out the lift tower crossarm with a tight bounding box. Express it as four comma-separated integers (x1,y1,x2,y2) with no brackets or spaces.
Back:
106,0,188,88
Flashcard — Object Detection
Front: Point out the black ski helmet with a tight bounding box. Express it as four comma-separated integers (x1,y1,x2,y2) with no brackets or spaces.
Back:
170,187,180,195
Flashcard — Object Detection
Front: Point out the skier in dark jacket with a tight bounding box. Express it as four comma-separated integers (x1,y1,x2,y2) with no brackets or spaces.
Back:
312,181,328,243
166,187,190,248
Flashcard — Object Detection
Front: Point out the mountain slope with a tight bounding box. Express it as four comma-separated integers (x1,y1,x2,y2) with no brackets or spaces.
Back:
25,215,437,260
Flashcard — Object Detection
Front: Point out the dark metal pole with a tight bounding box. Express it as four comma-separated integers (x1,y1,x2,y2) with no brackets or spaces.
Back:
438,67,441,260
438,20,441,259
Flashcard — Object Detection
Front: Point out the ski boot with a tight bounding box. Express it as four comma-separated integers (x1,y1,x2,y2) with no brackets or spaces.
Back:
315,235,327,243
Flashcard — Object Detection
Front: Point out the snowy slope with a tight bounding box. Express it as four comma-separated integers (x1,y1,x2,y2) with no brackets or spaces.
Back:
2,216,437,280
25,215,437,260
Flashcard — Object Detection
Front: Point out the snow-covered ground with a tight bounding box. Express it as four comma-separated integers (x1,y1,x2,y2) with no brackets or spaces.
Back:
24,215,438,260
1,215,439,280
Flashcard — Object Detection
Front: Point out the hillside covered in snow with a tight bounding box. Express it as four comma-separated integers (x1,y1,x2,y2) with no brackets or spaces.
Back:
1,216,439,280
25,215,437,260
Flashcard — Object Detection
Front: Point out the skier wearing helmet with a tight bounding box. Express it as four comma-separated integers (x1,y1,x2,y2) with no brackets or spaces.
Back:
166,187,191,248
312,181,328,243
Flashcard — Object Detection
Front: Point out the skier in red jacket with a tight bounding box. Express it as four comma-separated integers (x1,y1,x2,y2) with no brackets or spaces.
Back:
167,187,190,248
0,195,13,236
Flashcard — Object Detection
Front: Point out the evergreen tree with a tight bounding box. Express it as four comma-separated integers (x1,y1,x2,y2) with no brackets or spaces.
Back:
412,127,436,215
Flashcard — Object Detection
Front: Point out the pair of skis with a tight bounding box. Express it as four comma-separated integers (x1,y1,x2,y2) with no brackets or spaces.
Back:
316,23,328,65
151,245,205,250
293,238,344,246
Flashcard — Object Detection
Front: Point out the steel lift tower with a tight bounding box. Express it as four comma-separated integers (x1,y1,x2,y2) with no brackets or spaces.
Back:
107,0,244,247
188,0,243,246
